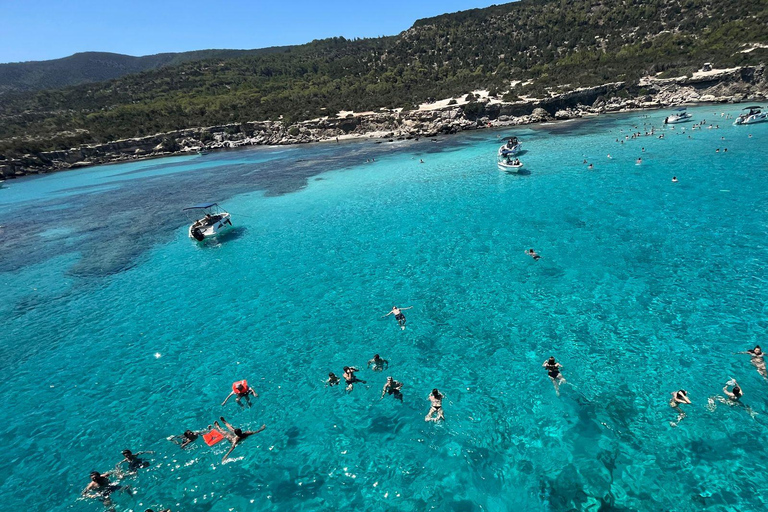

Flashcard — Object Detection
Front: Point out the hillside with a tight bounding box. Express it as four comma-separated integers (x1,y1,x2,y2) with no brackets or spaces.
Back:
0,47,294,94
1,0,767,159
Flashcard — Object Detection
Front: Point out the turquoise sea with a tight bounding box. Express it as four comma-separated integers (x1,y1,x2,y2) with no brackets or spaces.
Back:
1,106,767,512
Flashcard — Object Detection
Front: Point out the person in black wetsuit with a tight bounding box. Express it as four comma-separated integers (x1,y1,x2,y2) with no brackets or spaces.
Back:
542,356,566,396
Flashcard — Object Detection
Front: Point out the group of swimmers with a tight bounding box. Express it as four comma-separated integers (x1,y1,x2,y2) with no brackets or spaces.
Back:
668,345,765,426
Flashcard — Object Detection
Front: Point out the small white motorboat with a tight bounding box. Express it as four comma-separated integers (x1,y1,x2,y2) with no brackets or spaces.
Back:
184,202,233,241
498,155,523,172
498,136,522,156
733,106,768,125
664,108,693,124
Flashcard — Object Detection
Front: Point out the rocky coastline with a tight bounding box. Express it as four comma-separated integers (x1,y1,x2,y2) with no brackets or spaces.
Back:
1,65,766,179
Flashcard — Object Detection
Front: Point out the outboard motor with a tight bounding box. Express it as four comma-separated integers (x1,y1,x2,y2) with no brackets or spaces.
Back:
192,227,205,241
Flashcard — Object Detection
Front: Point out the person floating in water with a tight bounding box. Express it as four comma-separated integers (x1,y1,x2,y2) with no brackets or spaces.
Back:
326,372,340,387
736,346,767,379
543,356,566,396
384,306,413,330
367,354,389,371
222,380,258,407
115,449,153,474
525,248,541,260
708,379,757,417
169,430,201,449
636,157,642,164
588,163,594,169
381,376,404,401
672,176,678,182
82,471,129,507
425,389,445,422
213,417,266,462
343,366,366,391
668,389,691,427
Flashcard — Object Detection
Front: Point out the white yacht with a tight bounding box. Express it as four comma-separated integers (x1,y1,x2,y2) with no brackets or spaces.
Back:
184,203,233,241
733,106,768,125
498,136,522,156
664,108,693,124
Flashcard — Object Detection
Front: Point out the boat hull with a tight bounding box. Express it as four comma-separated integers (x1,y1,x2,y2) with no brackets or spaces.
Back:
498,162,523,172
734,113,768,125
189,213,233,240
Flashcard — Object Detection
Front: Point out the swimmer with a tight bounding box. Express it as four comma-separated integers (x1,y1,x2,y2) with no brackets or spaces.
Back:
384,306,413,330
588,163,594,169
214,417,266,462
115,449,153,474
367,354,389,371
425,388,445,422
381,376,404,401
672,176,678,183
636,157,642,164
607,154,612,159
342,366,366,391
222,380,258,407
723,380,743,402
82,471,129,507
583,159,588,164
716,148,720,153
736,346,767,379
543,356,566,396
668,389,691,427
169,430,201,448
525,248,541,260
420,159,424,163
326,372,340,387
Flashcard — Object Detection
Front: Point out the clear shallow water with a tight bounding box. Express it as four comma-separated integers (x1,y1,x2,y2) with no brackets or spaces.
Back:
1,106,767,512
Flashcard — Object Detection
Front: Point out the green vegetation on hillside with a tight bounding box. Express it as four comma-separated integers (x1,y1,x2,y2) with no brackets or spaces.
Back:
1,0,766,159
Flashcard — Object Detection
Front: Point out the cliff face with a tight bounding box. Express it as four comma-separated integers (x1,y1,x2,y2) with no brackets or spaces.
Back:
1,67,766,179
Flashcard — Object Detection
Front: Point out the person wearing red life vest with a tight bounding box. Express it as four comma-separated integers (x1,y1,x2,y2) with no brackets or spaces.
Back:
221,380,258,407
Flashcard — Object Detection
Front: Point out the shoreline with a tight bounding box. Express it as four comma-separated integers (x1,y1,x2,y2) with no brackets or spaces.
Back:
1,66,766,180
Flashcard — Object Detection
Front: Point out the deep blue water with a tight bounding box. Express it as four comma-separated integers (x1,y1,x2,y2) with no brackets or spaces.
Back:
1,106,767,512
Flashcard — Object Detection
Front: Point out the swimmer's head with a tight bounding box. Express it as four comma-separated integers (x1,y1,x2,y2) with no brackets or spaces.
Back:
329,372,336,378
432,388,440,397
374,354,380,359
122,449,133,457
236,384,245,391
755,345,762,353
734,385,742,397
549,356,556,364
234,428,244,437
343,366,350,372
90,471,101,480
387,376,393,381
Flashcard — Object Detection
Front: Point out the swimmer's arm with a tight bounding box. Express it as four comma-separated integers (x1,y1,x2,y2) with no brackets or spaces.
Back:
221,391,235,405
367,359,373,367
382,311,393,317
135,451,154,456
222,442,238,462
249,388,259,397
383,359,389,368
402,306,413,311
245,424,266,435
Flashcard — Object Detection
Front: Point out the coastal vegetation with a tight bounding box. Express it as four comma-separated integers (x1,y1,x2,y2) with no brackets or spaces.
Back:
0,0,766,159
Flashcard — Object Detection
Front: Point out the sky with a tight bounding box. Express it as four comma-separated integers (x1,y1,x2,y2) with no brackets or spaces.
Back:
0,0,502,63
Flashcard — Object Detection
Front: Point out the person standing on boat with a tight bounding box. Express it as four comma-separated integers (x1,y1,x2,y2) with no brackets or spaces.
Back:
222,380,258,407
384,306,413,330
367,354,389,371
543,356,566,396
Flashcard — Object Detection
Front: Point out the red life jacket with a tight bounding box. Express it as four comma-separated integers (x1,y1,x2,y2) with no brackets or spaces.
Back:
203,430,225,446
232,380,250,396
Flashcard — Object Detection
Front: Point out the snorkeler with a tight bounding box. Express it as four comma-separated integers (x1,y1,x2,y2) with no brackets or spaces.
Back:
115,449,153,474
343,366,366,391
736,346,767,379
381,376,404,402
367,354,389,371
525,248,541,260
668,389,691,427
542,356,566,396
221,380,258,407
425,389,445,422
384,306,413,330
214,417,266,462
326,372,340,387
169,430,201,449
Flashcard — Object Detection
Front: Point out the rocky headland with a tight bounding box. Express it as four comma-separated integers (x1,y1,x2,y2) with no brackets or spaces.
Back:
1,65,765,179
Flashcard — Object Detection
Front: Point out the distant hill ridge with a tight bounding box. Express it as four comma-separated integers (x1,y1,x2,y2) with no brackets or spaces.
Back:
0,47,293,93
0,0,766,160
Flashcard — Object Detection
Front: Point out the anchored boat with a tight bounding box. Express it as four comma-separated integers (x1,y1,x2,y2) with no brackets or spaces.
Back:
664,108,693,124
498,155,524,172
498,136,522,156
184,203,233,241
733,106,768,125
